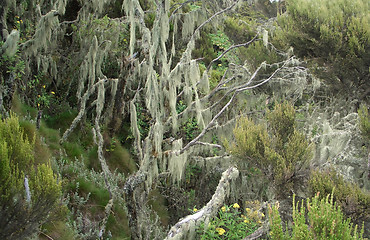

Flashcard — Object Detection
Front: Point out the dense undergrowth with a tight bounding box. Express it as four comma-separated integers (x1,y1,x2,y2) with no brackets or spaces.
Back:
0,0,369,239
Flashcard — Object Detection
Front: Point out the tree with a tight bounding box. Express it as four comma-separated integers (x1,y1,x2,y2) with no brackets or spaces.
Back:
0,114,61,239
1,0,309,238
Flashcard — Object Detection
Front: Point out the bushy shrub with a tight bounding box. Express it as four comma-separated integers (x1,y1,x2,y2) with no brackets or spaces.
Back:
0,114,61,239
225,102,312,193
274,0,370,89
268,193,364,239
309,169,370,219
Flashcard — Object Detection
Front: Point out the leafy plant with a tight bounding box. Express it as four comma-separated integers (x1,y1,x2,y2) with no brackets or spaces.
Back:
268,193,365,239
183,117,199,141
197,203,262,239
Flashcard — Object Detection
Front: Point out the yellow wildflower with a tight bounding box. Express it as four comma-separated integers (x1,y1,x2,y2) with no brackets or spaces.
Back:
260,212,265,218
233,203,240,209
244,219,250,224
43,85,46,88
246,207,251,212
193,208,197,212
216,228,225,235
16,21,20,24
221,206,226,212
51,91,55,94
218,64,222,67
37,103,40,107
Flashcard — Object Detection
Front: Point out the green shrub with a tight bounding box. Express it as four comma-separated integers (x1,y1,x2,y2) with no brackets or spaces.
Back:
225,102,312,193
274,0,370,89
358,104,370,141
268,193,364,239
309,169,370,219
0,114,61,239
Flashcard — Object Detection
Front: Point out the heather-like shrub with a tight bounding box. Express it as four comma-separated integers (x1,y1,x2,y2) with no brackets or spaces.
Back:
268,193,364,240
0,114,61,239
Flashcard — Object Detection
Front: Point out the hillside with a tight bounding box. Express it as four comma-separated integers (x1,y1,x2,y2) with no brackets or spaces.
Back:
0,0,369,239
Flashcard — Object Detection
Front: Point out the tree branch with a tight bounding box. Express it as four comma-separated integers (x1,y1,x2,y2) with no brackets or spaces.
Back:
165,166,239,239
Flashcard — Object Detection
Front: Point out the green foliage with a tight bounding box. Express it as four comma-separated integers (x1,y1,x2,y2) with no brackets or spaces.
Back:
358,104,370,141
192,31,218,65
309,169,370,219
209,30,232,51
0,114,61,239
274,0,370,88
182,117,199,141
225,102,312,193
197,202,262,239
176,100,187,114
26,72,56,109
136,103,151,138
268,194,364,239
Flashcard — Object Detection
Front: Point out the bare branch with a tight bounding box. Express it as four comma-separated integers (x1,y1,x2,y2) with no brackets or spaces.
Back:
170,0,199,20
165,167,239,239
206,35,260,71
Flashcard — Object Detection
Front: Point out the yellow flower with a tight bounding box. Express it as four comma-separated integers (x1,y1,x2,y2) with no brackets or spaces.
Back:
43,85,46,88
246,207,251,212
260,212,265,218
218,64,222,67
37,103,40,107
16,21,20,24
221,206,226,212
193,208,197,212
244,219,250,224
233,203,240,209
51,91,55,94
216,228,225,235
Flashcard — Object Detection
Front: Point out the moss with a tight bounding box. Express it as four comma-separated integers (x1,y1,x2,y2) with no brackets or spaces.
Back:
106,143,136,175
148,188,170,226
45,110,78,133
38,123,61,151
41,220,77,240
106,204,131,239
77,178,110,207
63,141,85,160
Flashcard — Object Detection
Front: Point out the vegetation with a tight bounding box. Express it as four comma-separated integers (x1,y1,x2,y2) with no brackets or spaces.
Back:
196,202,263,239
0,114,61,239
309,169,370,219
225,102,312,194
274,0,370,91
268,193,364,239
0,0,368,239
358,104,370,141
